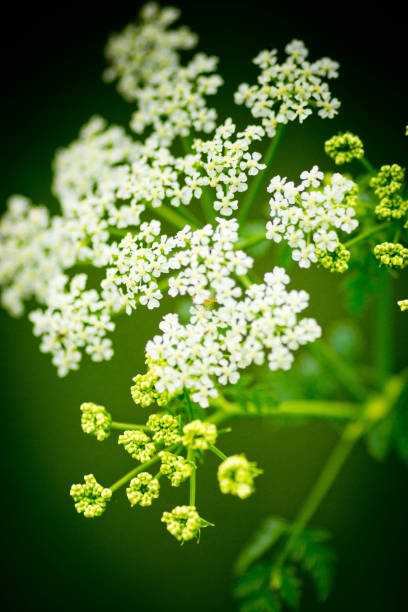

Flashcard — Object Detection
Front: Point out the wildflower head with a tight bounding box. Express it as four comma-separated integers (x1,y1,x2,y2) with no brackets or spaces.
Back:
325,132,364,165
131,365,173,408
374,242,408,270
80,402,112,441
118,430,156,462
371,165,408,221
182,420,218,450
217,454,262,499
146,413,182,446
161,505,212,543
70,474,112,518
126,472,160,507
159,450,194,486
316,244,350,273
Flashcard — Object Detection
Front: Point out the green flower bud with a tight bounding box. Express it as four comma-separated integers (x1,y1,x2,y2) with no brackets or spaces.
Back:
147,413,182,446
80,402,112,441
118,430,155,462
161,505,212,543
182,420,217,450
398,299,408,311
159,450,194,486
324,132,364,165
316,243,350,273
126,472,160,507
371,164,405,199
70,474,112,518
217,454,262,499
374,242,408,270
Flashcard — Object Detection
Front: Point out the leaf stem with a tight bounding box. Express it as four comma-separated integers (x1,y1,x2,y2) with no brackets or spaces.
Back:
188,447,196,506
111,422,149,431
344,222,390,248
238,124,286,224
276,419,366,567
109,443,178,493
359,157,376,176
209,445,228,461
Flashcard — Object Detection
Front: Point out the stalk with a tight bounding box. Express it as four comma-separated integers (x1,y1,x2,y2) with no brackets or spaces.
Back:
238,124,286,225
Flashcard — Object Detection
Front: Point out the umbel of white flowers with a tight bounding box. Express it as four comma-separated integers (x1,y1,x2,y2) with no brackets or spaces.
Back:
0,1,342,380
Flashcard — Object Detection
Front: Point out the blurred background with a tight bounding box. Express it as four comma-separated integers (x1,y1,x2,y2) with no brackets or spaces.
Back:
1,1,407,610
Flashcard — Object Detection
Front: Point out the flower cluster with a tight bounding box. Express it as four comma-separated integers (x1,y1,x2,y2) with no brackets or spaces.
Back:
218,454,262,499
118,430,156,462
373,242,408,270
325,132,364,165
80,402,112,441
0,196,76,317
266,167,358,271
161,505,211,543
29,274,114,376
146,413,182,445
70,474,112,518
104,2,222,146
193,118,265,216
159,450,194,486
234,39,340,136
371,164,408,221
132,268,321,408
126,472,160,507
182,420,218,450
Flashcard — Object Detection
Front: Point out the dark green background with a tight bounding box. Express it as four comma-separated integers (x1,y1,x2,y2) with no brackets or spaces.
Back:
1,2,407,610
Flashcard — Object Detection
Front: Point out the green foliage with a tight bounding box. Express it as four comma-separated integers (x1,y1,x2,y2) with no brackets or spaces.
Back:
234,517,336,611
366,385,408,464
341,255,377,314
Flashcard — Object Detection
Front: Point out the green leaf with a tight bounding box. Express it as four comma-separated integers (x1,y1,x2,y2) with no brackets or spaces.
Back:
366,412,394,461
234,564,270,599
235,517,288,575
240,592,281,612
289,527,336,602
276,566,302,609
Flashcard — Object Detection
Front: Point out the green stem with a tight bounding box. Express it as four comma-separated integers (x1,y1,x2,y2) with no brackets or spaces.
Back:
110,445,176,493
238,124,286,224
145,201,189,230
375,271,393,388
183,388,194,421
111,422,149,431
359,157,377,176
344,222,390,248
276,420,366,567
208,398,362,425
188,448,196,506
309,340,367,401
235,232,268,251
209,445,228,461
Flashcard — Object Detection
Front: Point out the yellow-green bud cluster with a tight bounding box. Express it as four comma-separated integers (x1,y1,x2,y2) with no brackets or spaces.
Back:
217,454,262,499
316,244,350,273
126,472,160,507
182,420,218,450
159,450,194,486
398,299,408,311
373,242,408,269
131,363,173,408
161,505,210,543
146,413,182,446
325,132,364,165
118,430,155,462
370,165,408,220
70,474,112,518
80,402,112,441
